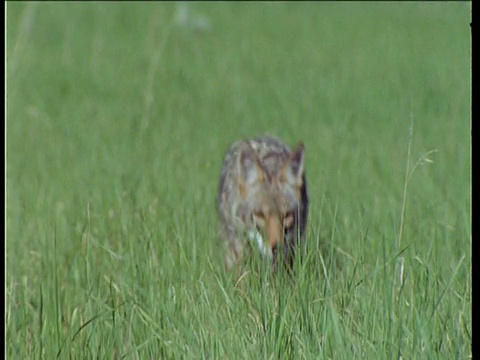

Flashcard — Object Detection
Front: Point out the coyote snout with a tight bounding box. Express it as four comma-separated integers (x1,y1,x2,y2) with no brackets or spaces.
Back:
217,136,308,271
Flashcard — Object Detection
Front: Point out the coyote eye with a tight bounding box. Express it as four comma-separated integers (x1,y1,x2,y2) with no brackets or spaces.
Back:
283,213,295,229
253,210,264,219
252,211,265,226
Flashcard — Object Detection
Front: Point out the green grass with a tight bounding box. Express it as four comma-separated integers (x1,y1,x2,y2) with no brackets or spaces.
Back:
6,2,471,358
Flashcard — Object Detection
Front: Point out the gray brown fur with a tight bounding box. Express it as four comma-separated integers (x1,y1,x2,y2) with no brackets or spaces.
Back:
217,135,308,270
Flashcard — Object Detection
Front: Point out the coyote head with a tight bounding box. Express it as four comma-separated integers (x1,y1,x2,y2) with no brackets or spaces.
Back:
235,142,305,262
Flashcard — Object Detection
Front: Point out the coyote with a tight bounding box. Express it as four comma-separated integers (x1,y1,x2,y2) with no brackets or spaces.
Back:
217,136,308,271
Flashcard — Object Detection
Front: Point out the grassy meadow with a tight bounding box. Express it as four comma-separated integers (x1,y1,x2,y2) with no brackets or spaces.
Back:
6,2,471,358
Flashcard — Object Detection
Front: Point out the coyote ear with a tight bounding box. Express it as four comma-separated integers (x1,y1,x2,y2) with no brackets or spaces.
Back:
281,143,305,186
237,144,264,191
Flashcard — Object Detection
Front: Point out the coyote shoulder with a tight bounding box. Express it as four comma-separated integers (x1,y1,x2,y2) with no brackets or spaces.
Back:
217,136,308,270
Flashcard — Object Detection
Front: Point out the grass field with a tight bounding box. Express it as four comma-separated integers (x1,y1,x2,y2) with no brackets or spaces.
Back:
6,2,471,358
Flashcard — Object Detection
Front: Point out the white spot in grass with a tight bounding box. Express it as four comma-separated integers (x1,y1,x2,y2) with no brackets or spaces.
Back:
174,2,211,32
174,3,189,26
396,256,405,287
248,230,272,258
